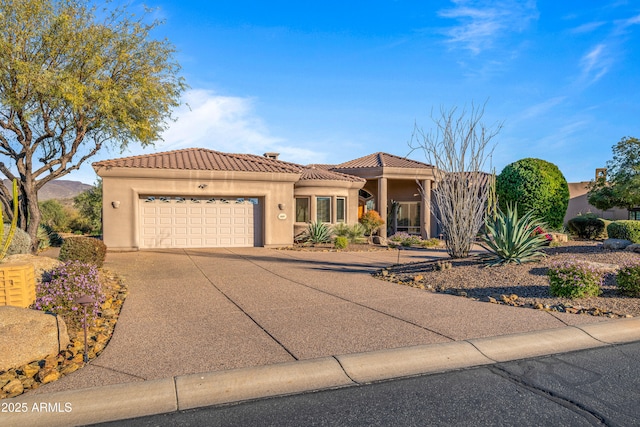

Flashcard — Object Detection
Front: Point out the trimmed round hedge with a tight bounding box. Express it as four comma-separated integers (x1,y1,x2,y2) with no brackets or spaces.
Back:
496,158,569,229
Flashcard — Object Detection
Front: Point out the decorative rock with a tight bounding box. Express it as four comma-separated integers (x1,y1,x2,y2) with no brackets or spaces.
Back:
580,261,619,273
483,296,498,304
60,362,81,376
2,379,24,397
624,244,640,253
36,367,61,384
550,233,569,243
603,238,633,250
0,372,13,388
0,306,69,371
19,362,40,378
372,236,387,245
413,275,424,282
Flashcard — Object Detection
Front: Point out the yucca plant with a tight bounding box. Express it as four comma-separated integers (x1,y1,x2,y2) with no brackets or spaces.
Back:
304,222,332,244
479,204,548,266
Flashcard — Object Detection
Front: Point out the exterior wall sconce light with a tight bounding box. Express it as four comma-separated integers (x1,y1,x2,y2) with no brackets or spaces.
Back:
278,203,285,211
198,184,208,189
111,201,120,209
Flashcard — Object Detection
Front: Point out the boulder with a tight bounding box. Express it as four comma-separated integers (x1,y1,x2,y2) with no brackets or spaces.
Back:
372,236,387,245
624,243,640,253
0,306,69,371
603,238,632,250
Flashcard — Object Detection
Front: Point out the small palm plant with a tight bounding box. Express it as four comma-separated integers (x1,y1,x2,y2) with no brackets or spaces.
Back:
479,204,548,266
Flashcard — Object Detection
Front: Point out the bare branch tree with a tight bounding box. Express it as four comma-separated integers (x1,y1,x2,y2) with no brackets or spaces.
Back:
410,103,502,258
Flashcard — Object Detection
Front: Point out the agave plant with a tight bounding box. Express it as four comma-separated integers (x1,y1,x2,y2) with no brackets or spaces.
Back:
479,204,548,266
304,222,332,244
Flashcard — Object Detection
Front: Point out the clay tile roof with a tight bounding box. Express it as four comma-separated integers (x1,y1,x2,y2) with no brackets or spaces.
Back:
335,152,433,169
300,166,366,182
306,164,336,170
92,148,303,174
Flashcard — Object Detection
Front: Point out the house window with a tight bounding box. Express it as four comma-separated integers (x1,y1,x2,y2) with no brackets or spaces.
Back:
336,197,346,222
629,209,640,221
316,197,331,223
397,202,421,234
296,197,310,223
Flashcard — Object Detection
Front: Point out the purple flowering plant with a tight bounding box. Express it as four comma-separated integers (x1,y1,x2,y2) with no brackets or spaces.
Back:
34,261,104,329
547,259,604,298
616,260,640,297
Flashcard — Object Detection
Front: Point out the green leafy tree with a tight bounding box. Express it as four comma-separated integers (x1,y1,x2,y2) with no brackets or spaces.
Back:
74,179,102,234
0,0,185,251
496,158,569,229
39,199,71,231
588,137,640,210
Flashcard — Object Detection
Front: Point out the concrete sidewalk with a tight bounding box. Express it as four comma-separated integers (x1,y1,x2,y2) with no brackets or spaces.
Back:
4,247,640,426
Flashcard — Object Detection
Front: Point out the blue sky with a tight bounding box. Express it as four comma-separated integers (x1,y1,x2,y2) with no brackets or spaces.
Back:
74,0,640,183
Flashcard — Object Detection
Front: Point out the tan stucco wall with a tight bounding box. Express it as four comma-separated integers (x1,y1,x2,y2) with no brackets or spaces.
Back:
293,180,363,237
95,167,300,250
565,182,628,224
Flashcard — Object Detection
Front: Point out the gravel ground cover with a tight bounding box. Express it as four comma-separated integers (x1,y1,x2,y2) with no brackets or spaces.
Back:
375,241,640,318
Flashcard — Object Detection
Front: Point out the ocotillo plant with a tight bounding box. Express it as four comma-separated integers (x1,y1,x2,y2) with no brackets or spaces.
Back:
0,179,19,260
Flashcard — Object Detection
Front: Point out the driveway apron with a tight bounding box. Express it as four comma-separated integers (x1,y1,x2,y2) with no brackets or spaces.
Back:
32,247,608,395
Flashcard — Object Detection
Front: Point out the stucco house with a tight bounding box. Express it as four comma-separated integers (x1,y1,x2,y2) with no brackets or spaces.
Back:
92,148,438,250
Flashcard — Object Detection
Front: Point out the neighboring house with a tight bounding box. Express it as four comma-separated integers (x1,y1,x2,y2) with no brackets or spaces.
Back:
564,182,629,224
92,148,437,250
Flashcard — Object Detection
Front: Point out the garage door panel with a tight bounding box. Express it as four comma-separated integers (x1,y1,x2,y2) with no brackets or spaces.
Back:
139,197,259,248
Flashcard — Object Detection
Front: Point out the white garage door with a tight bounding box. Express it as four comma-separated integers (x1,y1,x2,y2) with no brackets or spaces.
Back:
139,196,260,249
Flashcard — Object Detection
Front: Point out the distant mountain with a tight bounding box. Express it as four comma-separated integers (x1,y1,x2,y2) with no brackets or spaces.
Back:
3,179,93,201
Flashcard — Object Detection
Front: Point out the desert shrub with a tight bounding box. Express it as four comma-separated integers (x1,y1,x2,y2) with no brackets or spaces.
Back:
68,216,93,235
41,224,64,247
389,232,421,247
359,210,385,237
419,238,442,248
334,236,348,249
332,223,350,238
616,261,640,297
480,204,548,266
39,199,72,232
347,223,366,243
496,158,569,229
333,223,366,243
547,260,604,298
37,225,50,251
59,236,107,267
301,222,332,244
34,261,104,329
607,221,640,243
3,225,32,255
567,214,608,240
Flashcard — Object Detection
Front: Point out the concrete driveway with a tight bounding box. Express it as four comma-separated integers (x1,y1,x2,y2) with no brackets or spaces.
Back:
33,247,608,394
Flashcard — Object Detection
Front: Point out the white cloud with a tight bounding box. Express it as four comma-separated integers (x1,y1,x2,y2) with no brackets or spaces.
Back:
570,21,606,34
438,0,538,54
518,96,567,121
156,89,324,164
580,43,611,83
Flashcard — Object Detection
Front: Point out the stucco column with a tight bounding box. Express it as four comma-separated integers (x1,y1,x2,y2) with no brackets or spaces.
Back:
378,177,388,238
420,179,431,239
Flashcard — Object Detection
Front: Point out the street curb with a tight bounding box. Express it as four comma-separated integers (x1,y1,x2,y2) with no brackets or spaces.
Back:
335,341,494,383
176,357,353,410
3,318,640,427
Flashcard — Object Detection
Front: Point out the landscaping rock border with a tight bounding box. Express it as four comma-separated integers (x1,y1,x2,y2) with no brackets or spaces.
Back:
374,241,640,319
0,270,127,399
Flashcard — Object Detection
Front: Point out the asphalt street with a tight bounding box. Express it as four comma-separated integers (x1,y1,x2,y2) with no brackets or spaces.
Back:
93,340,640,427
